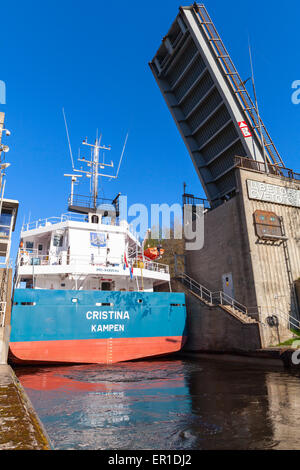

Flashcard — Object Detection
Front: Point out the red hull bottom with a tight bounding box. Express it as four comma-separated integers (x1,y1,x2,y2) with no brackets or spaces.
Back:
9,336,186,365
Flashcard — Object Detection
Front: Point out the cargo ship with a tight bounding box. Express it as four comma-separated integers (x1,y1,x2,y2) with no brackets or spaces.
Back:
9,129,187,364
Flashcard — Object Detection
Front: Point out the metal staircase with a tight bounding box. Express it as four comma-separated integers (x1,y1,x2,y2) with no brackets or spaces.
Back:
176,271,257,324
194,3,285,168
176,271,300,336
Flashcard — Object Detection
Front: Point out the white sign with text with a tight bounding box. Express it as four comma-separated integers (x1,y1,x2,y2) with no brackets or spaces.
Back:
247,179,300,208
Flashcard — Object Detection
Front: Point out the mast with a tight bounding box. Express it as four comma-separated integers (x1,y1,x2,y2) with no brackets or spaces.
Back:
63,113,128,214
80,136,113,210
93,138,99,208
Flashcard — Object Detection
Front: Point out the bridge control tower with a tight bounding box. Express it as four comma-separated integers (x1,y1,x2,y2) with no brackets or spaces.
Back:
150,4,300,350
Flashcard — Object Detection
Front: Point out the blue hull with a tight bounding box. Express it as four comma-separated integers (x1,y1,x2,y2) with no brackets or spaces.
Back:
10,289,187,364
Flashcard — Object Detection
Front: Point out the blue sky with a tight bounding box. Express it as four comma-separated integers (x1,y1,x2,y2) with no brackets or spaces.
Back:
1,0,299,257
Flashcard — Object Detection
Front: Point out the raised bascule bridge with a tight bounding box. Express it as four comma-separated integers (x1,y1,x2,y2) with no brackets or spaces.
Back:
150,3,300,351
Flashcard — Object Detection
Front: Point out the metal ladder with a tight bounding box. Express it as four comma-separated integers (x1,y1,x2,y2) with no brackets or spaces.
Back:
193,3,285,168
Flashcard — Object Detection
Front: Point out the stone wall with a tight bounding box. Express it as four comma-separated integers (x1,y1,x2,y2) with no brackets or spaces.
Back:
0,269,13,364
296,280,300,314
185,192,257,312
0,268,13,326
184,167,300,348
237,169,300,345
0,326,11,364
184,290,261,352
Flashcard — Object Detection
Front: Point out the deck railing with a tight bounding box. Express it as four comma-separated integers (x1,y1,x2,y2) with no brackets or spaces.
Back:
21,213,140,242
22,214,88,232
17,251,169,274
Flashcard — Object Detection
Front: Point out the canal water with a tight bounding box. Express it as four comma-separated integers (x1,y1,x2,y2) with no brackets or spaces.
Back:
15,358,300,450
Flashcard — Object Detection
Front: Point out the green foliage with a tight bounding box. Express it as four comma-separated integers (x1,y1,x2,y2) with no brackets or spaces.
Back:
276,331,300,347
144,225,185,277
291,327,300,336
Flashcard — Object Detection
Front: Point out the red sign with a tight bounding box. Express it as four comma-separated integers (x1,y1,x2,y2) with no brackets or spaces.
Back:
238,121,252,138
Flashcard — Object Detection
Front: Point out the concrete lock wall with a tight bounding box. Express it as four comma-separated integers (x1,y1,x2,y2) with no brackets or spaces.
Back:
185,191,257,312
0,268,13,325
185,167,300,348
0,326,11,364
184,291,261,352
296,280,300,311
238,168,300,346
0,269,13,364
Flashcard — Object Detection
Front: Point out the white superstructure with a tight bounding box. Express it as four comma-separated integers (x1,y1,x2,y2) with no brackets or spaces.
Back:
14,129,170,293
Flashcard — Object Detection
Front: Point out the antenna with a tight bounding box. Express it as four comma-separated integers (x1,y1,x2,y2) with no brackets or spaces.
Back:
248,40,268,174
115,133,129,179
64,174,82,206
76,135,113,208
64,120,128,211
62,108,75,169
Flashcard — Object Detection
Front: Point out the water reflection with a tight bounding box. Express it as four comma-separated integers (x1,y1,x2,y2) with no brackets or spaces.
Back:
15,358,300,450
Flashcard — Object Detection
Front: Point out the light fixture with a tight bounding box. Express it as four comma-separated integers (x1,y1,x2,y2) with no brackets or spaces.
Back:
0,145,9,153
0,163,11,170
71,298,78,303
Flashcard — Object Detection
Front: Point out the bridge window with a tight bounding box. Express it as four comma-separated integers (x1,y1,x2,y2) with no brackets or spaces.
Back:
0,210,12,226
91,215,99,224
53,235,63,247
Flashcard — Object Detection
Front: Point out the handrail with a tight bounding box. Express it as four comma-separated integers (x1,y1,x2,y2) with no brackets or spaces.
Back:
177,271,300,330
176,271,251,318
17,251,169,274
22,214,87,232
217,291,248,316
182,194,211,210
21,213,140,242
234,156,300,182
177,271,213,303
256,305,300,331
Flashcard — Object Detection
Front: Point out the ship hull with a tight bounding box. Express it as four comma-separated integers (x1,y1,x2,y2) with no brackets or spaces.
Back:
10,289,187,365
